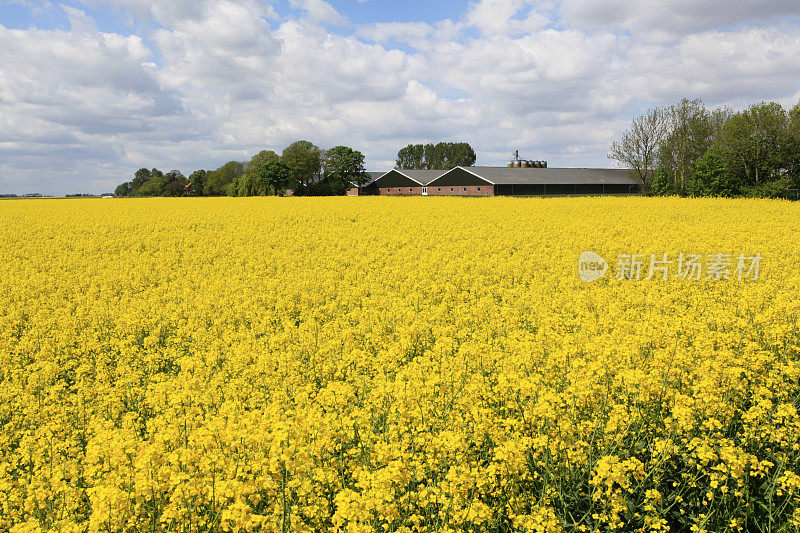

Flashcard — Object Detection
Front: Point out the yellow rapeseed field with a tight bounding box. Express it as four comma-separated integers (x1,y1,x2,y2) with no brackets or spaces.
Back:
1,196,799,532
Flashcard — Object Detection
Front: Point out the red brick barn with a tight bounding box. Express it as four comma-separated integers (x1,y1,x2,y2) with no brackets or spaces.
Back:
372,169,448,195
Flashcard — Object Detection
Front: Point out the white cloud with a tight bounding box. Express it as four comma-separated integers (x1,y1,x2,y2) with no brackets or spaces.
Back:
82,0,278,26
2,0,800,195
561,0,800,41
0,7,195,193
288,0,347,26
153,0,281,89
464,0,549,36
356,22,435,45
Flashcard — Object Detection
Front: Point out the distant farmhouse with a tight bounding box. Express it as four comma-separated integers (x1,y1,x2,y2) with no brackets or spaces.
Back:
346,171,388,196
346,151,639,197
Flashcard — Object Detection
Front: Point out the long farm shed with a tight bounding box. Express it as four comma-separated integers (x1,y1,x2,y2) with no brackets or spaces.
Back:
354,166,639,196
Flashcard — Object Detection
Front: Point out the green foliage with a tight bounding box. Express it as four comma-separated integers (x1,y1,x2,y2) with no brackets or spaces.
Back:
741,177,796,199
162,170,189,197
234,150,281,196
131,168,151,190
188,170,206,196
130,168,188,197
784,102,800,185
321,146,368,195
657,98,724,195
282,141,322,189
396,142,476,170
115,141,370,198
204,161,244,196
135,169,166,197
396,144,425,169
614,98,800,198
258,160,292,196
648,166,676,196
114,182,131,197
717,102,789,185
686,149,740,197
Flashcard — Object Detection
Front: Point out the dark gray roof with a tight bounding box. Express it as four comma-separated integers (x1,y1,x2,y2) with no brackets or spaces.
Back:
393,169,449,185
351,171,385,188
459,166,636,185
364,171,385,185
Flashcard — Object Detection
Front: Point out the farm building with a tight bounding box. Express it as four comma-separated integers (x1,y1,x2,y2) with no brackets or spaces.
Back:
286,148,638,197
364,169,449,195
361,150,638,196
346,172,385,196
425,166,640,196
288,166,637,197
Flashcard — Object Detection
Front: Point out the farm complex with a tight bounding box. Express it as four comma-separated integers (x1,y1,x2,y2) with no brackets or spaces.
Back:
346,152,639,196
351,166,639,196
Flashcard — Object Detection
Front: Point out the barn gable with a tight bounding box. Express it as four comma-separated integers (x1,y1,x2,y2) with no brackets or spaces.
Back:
374,169,449,188
374,170,425,188
428,167,493,187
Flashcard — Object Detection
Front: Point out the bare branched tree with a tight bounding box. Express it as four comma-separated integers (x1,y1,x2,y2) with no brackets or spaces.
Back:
609,107,669,191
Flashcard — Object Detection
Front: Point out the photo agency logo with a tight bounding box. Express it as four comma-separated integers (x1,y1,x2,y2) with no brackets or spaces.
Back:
578,251,609,282
578,251,762,283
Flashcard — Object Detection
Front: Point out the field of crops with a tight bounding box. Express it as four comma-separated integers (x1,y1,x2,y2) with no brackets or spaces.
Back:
1,196,800,532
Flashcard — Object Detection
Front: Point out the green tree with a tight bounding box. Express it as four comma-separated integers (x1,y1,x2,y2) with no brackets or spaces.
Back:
130,168,151,194
162,170,188,197
114,182,132,197
648,166,676,196
235,150,280,196
204,161,244,196
258,160,292,195
396,144,425,169
657,99,722,194
136,168,166,196
282,141,321,189
785,101,800,186
422,144,438,168
717,102,788,185
396,142,476,169
686,148,740,197
321,146,369,195
446,142,477,168
188,170,206,196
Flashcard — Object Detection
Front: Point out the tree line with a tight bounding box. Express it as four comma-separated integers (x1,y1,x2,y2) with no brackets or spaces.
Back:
395,142,476,170
610,98,800,198
116,140,478,197
115,141,371,197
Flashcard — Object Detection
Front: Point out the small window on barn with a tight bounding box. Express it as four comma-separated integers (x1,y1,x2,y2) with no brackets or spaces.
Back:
450,187,454,192
437,188,441,191
463,187,467,192
410,188,413,192
477,187,481,191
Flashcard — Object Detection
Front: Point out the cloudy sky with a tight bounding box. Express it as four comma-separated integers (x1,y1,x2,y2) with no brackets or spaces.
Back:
1,0,800,195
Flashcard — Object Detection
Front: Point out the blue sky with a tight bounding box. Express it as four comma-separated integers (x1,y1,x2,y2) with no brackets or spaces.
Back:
0,1,471,34
1,0,800,195
304,0,468,25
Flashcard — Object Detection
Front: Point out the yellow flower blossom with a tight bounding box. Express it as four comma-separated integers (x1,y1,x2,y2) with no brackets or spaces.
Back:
0,196,799,531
